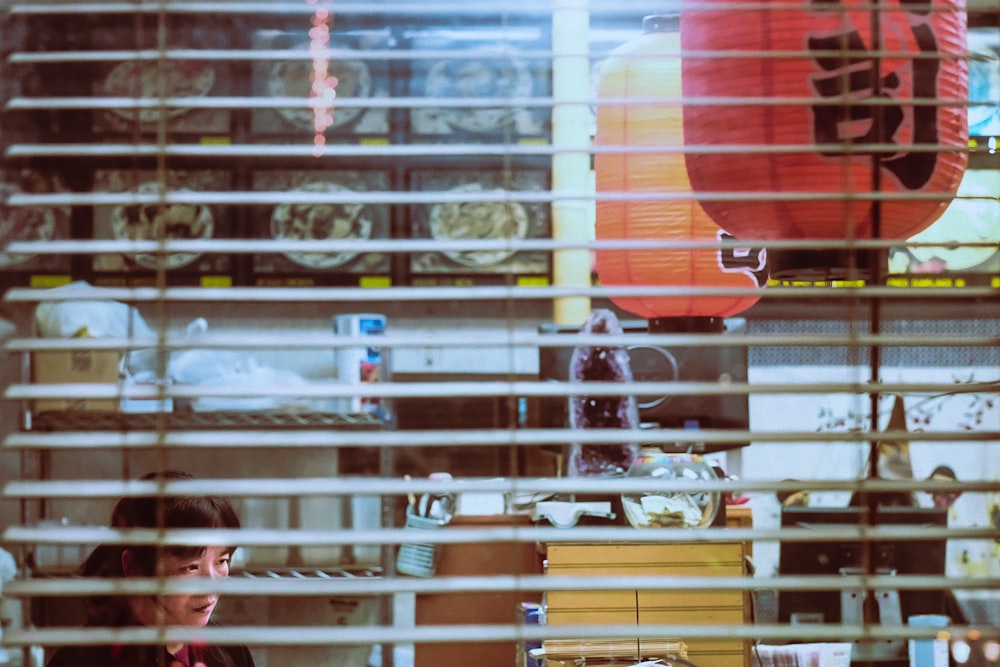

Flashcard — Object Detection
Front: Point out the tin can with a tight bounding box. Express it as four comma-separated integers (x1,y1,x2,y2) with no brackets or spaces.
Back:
333,313,386,414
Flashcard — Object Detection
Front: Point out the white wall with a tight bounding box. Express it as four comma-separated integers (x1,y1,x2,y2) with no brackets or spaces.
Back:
745,363,1000,579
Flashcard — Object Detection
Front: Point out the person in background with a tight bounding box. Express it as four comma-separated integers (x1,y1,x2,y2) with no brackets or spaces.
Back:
926,465,962,510
46,470,255,667
776,480,810,508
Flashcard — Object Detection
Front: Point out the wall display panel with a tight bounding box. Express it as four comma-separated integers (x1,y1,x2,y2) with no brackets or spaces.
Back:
87,16,232,139
0,169,74,289
408,169,550,281
887,168,1000,287
249,169,391,286
250,28,393,142
91,169,235,286
404,27,551,142
968,27,1000,140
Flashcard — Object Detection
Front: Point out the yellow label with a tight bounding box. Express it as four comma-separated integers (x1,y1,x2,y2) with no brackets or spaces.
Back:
360,137,391,146
256,277,314,287
769,278,865,288
360,276,391,288
29,275,73,288
518,138,549,146
518,276,550,287
94,277,128,287
200,276,233,287
200,136,231,145
908,277,964,288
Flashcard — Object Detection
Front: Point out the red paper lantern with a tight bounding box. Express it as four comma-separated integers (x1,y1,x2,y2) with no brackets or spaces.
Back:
680,0,968,245
595,16,768,323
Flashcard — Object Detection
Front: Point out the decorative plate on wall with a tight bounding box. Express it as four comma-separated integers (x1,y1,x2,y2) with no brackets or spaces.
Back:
267,53,372,132
251,170,390,279
101,60,217,125
410,169,549,276
405,26,550,140
270,181,374,269
92,169,232,276
0,170,71,272
418,57,534,134
889,168,1000,276
109,183,215,270
251,29,392,139
427,182,529,267
89,17,231,137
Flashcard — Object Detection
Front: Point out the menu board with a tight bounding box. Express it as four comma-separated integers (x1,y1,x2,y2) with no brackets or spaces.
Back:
250,169,391,286
250,28,392,142
408,169,550,280
91,169,234,285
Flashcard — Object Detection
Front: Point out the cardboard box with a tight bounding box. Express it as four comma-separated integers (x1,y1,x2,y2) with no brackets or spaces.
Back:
32,350,121,412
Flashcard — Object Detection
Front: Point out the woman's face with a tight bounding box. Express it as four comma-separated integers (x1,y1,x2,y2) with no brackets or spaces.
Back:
130,545,232,627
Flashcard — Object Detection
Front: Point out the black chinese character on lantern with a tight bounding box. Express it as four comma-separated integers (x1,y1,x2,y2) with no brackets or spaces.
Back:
718,232,769,288
807,2,939,190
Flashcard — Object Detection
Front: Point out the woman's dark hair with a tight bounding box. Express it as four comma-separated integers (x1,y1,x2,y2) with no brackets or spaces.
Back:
79,470,240,623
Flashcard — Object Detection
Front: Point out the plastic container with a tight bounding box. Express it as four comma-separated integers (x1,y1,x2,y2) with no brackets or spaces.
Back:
395,507,447,577
908,614,950,667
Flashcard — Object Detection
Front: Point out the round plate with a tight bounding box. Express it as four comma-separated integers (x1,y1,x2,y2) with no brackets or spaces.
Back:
102,60,215,124
109,183,214,270
908,171,1000,270
268,53,371,131
270,181,373,269
423,57,533,133
0,183,58,268
428,183,529,267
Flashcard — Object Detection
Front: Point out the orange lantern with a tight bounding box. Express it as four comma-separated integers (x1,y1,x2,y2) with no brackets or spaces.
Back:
595,15,767,326
680,0,968,258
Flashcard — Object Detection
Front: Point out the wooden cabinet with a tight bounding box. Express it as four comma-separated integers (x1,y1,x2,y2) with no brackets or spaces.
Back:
545,541,750,667
414,515,544,667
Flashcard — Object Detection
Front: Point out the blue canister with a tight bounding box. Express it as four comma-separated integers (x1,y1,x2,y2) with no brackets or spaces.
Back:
908,614,950,667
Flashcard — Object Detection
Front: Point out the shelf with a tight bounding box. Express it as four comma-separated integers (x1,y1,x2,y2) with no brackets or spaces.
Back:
239,566,383,579
27,410,390,432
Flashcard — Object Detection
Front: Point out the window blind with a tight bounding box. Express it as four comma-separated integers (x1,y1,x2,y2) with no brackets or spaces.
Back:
1,2,998,667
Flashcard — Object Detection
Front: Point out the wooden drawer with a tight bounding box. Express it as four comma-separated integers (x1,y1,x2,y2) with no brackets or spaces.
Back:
546,589,635,613
547,542,746,572
545,607,638,625
638,589,745,610
544,541,750,667
637,605,746,625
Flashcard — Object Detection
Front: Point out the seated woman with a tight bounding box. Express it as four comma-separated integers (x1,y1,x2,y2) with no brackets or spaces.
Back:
47,470,255,667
